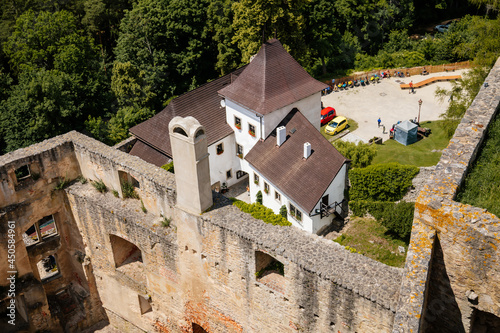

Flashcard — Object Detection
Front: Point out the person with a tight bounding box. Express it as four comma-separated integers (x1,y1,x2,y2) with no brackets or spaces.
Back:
377,118,381,127
382,125,386,134
409,81,414,94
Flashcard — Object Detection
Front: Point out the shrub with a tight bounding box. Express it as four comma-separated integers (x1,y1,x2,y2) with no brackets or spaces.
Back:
161,161,174,173
350,200,414,240
349,163,419,201
333,140,377,168
121,181,139,199
54,178,70,190
161,217,171,228
112,190,119,198
279,205,287,218
232,200,291,227
256,190,262,204
92,179,107,193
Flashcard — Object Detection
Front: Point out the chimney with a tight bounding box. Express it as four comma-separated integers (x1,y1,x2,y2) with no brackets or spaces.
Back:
304,142,311,159
277,126,286,146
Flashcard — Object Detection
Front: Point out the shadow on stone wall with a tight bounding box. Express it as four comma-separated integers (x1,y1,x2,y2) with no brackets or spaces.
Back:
422,237,465,333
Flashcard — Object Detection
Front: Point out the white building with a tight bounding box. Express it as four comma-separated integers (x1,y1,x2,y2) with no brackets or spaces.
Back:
129,39,349,234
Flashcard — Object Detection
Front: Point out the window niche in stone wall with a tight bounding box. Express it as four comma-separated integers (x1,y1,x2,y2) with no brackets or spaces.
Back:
110,235,145,283
14,164,40,190
118,171,140,199
23,215,58,247
192,323,208,333
37,255,60,282
138,295,152,315
255,251,285,293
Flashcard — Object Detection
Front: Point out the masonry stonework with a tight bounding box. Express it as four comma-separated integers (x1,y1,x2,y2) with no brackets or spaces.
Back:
1,58,500,333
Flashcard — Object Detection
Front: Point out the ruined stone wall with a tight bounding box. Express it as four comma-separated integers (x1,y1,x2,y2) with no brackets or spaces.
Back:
393,58,500,333
0,135,106,332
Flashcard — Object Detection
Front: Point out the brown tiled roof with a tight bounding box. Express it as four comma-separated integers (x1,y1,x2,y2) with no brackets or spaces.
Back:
129,66,246,159
129,140,171,167
245,109,347,214
218,39,328,115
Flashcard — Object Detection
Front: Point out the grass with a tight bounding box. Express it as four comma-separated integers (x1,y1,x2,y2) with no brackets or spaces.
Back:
121,181,139,199
320,118,359,141
92,179,107,193
333,217,408,267
371,120,450,166
456,114,500,217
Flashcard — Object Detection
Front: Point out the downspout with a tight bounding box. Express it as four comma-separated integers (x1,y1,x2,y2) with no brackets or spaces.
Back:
259,116,263,140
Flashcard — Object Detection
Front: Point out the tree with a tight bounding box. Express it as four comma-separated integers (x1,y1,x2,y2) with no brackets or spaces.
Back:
3,10,98,74
115,0,218,106
333,140,377,168
0,69,83,152
256,190,263,204
232,0,308,63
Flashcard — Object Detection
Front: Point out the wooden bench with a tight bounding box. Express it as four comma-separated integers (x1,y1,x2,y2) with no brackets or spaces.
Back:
400,75,461,89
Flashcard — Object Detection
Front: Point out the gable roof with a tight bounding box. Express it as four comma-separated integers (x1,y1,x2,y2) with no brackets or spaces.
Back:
218,39,328,116
245,109,347,214
129,66,246,162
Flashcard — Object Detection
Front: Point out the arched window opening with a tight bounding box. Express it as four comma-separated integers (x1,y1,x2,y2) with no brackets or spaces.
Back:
110,235,143,268
195,129,205,139
174,127,188,137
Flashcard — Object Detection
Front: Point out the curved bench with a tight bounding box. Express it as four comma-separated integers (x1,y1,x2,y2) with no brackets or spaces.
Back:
400,75,461,89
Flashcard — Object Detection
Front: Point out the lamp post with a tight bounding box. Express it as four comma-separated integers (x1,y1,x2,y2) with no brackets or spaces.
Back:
418,99,423,124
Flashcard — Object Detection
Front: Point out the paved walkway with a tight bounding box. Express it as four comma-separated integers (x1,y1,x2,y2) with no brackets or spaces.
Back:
222,177,251,203
322,69,468,143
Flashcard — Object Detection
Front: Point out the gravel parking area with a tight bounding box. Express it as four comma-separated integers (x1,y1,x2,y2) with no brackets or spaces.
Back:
321,69,468,143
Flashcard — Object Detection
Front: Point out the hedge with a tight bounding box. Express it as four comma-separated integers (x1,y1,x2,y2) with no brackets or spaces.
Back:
350,200,414,240
232,200,292,227
349,163,419,201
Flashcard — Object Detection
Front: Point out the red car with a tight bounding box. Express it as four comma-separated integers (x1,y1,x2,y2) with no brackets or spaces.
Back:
321,107,336,126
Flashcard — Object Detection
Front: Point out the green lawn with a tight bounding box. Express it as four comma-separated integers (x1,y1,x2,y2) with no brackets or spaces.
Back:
320,118,359,141
334,217,408,267
457,114,500,217
372,120,450,167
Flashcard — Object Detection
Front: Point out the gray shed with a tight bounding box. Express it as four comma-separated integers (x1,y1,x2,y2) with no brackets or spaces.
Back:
395,120,418,146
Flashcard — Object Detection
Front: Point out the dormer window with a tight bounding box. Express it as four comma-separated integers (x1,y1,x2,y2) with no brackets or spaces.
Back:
216,143,224,155
234,116,242,130
249,124,256,137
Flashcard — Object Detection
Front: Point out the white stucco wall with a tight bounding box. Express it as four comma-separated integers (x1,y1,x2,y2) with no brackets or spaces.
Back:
247,163,347,234
207,134,245,187
225,99,262,155
261,92,322,138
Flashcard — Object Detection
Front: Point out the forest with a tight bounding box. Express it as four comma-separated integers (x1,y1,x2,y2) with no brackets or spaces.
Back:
0,0,499,154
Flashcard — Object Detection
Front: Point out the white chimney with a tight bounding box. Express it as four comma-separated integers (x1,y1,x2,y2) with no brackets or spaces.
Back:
304,142,311,159
277,126,286,146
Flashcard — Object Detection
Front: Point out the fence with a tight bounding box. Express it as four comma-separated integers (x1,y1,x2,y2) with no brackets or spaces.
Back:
325,61,471,87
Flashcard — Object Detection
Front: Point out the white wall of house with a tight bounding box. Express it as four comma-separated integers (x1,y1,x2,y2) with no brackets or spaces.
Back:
261,92,322,138
309,163,348,234
207,133,243,188
247,163,347,234
224,99,262,154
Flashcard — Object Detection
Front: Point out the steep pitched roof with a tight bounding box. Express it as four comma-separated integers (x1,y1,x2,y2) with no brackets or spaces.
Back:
129,66,246,163
218,39,328,116
245,109,347,214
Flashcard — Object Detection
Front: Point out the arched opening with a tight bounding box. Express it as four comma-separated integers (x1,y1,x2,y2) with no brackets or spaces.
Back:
109,234,142,268
255,251,285,293
174,126,188,137
192,323,208,333
195,129,205,139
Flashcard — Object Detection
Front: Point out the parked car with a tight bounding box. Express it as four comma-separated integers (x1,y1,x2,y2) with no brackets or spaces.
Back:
325,116,348,136
435,22,451,33
321,107,336,126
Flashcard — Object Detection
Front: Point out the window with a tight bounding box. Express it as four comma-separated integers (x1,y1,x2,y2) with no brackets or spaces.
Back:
226,169,232,179
138,295,152,315
236,170,247,179
15,165,30,181
264,182,269,194
110,235,143,268
23,215,58,246
275,191,281,202
37,255,60,281
254,173,259,185
234,116,242,130
249,124,256,137
216,143,224,155
236,144,243,158
254,251,285,292
289,203,302,221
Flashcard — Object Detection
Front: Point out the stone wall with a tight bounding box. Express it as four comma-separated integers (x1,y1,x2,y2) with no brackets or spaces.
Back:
393,58,500,332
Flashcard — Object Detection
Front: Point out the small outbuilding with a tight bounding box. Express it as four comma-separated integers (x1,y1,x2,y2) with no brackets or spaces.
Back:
395,120,418,146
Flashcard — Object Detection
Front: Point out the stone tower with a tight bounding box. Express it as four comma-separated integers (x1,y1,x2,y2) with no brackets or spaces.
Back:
168,116,212,214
